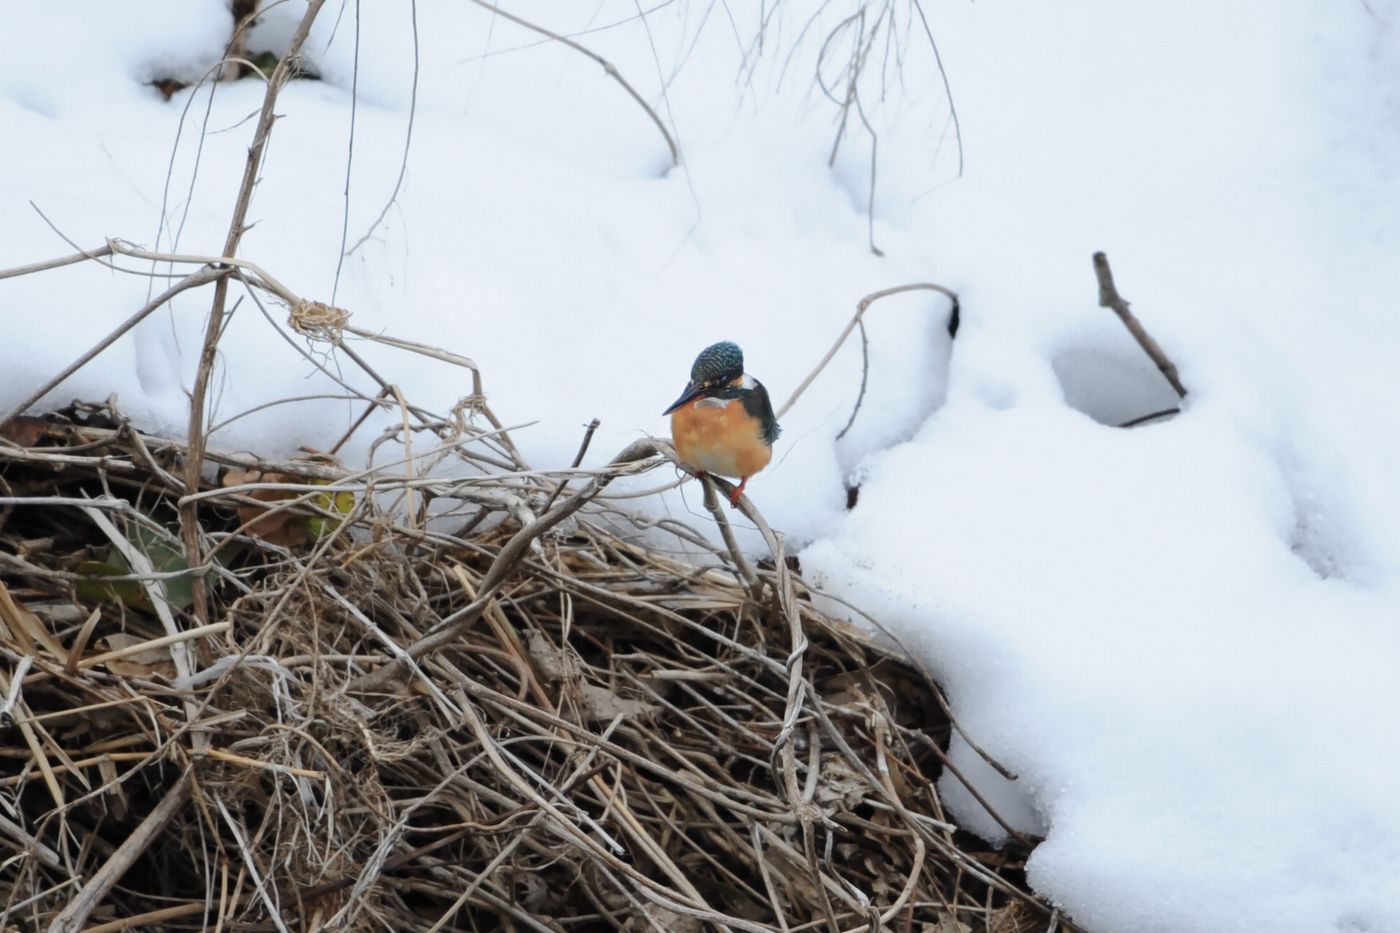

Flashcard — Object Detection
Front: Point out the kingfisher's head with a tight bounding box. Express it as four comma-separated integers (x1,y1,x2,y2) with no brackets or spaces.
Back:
663,341,745,415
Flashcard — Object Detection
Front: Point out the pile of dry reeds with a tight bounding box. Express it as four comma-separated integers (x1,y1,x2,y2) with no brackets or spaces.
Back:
0,391,1061,932
0,4,1074,925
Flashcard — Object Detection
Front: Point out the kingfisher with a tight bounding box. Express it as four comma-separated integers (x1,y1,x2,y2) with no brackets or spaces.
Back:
663,341,781,506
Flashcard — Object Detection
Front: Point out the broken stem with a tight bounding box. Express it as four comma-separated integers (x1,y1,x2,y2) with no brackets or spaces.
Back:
1093,251,1187,398
181,0,326,625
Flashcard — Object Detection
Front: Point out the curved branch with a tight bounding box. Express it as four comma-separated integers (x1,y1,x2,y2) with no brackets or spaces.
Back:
776,281,959,420
466,0,680,166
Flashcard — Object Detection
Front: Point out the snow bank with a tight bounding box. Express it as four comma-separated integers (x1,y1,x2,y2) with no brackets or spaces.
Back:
4,1,1399,930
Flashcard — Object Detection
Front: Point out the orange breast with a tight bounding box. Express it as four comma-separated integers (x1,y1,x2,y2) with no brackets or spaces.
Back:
670,398,773,480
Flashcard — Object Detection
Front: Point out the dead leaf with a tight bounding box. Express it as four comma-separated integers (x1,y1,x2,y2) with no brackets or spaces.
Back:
93,632,176,680
621,905,702,933
0,415,53,446
816,755,868,812
224,469,308,547
149,78,188,101
526,630,576,682
223,465,352,547
526,633,655,721
578,683,656,723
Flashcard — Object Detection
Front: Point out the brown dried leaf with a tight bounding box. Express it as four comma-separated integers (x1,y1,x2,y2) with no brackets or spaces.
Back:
0,415,53,446
527,630,577,682
816,755,868,812
578,683,656,723
95,632,177,680
223,468,309,548
621,905,703,933
221,467,262,486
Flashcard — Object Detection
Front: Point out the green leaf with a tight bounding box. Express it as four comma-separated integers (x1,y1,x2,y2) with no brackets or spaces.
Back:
75,560,152,610
76,523,195,612
306,483,355,540
123,524,194,611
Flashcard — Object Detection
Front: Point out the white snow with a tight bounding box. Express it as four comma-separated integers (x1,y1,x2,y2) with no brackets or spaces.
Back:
3,1,1399,930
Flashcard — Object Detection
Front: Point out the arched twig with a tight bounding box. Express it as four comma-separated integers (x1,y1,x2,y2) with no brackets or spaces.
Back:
466,0,680,166
776,281,959,421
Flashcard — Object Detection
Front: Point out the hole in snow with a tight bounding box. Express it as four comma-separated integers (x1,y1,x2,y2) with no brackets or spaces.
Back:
1337,913,1379,933
1283,476,1358,582
1290,515,1343,580
1052,346,1182,428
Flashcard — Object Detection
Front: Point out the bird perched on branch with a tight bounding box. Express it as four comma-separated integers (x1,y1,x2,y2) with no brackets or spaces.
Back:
663,341,781,506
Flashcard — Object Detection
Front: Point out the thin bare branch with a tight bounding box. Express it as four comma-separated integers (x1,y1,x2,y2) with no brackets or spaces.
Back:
466,0,680,166
48,772,194,933
181,0,327,626
1093,251,1187,398
777,280,959,419
0,266,230,428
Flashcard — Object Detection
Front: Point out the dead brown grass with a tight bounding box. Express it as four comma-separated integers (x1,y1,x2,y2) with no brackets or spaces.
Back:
0,396,1062,932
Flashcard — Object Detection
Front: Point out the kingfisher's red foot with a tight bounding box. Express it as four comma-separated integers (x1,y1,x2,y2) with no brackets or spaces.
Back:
728,478,748,507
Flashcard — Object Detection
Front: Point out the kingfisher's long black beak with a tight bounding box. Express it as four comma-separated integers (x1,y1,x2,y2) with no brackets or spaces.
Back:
662,381,708,415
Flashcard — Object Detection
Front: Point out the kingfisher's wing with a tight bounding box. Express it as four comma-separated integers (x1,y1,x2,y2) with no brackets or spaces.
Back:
741,380,781,444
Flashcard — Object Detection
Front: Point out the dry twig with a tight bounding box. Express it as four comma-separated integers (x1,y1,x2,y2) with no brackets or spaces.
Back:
182,0,328,627
777,281,960,422
1093,251,1187,398
466,0,680,167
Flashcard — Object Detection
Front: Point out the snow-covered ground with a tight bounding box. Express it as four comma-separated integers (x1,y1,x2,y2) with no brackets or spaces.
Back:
3,2,1398,930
